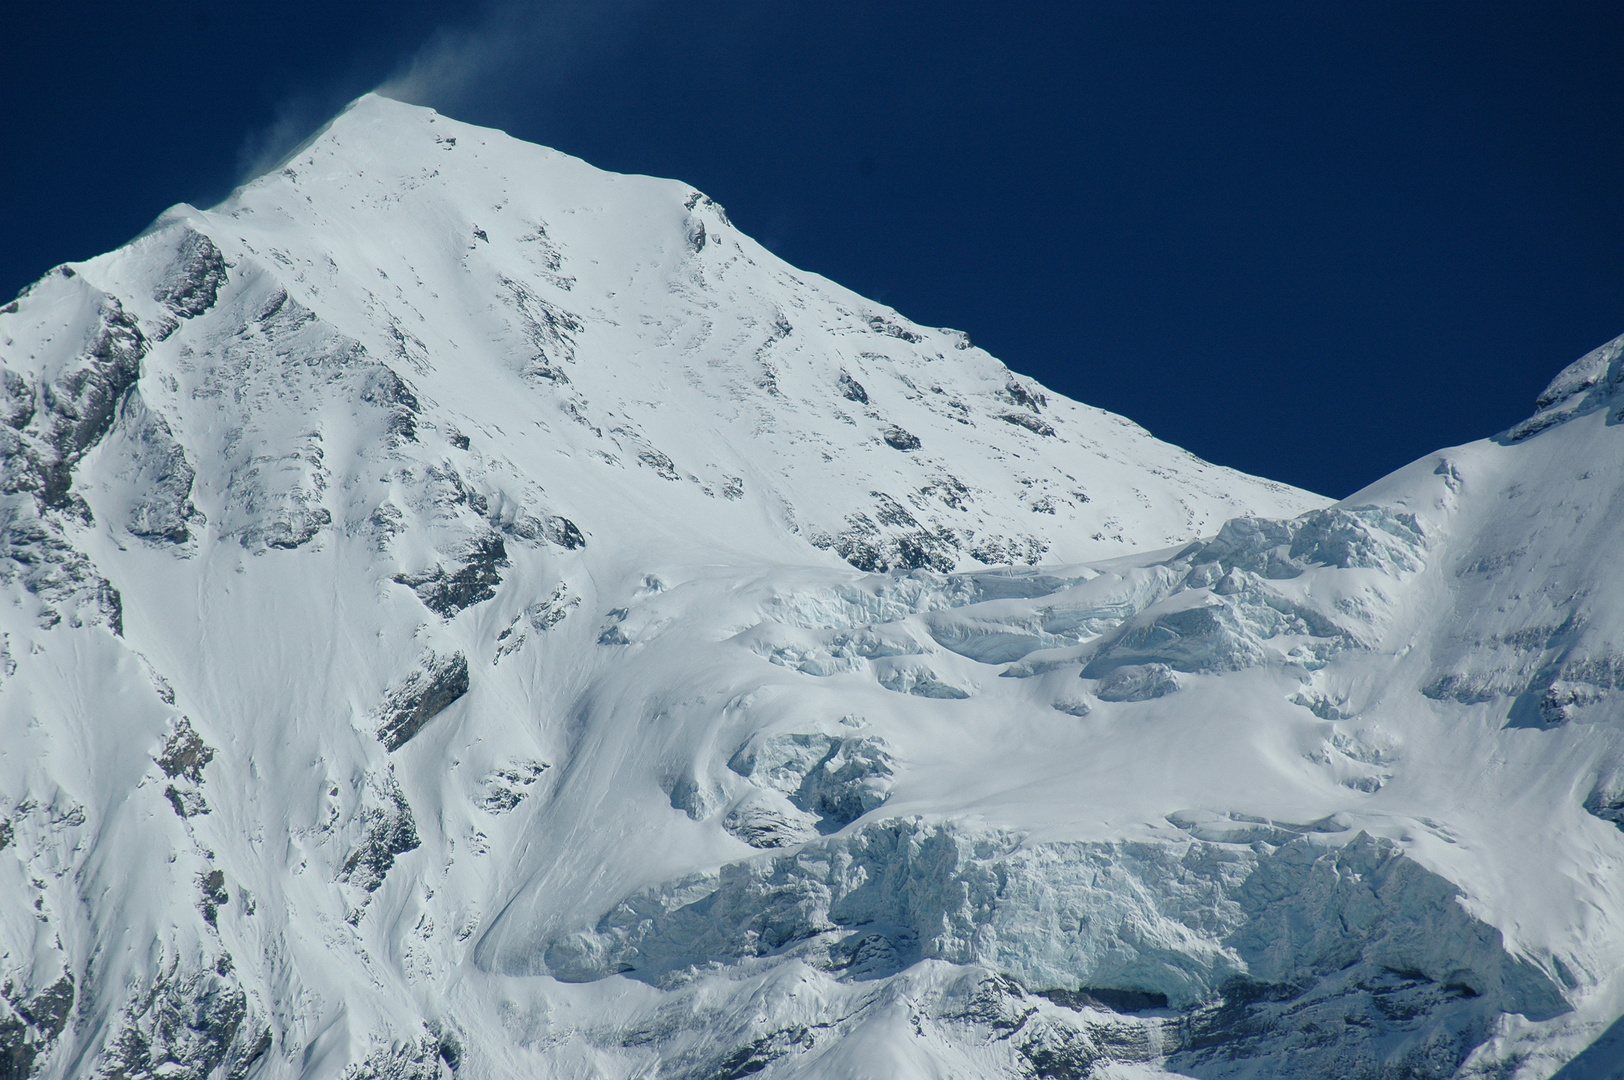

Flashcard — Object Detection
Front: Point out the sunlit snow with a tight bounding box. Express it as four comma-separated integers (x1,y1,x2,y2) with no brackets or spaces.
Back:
0,94,1621,1079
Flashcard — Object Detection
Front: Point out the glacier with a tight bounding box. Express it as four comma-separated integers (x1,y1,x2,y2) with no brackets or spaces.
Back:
0,92,1622,1079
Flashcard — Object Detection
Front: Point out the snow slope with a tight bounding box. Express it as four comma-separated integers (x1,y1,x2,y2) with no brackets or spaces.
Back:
0,93,1621,1079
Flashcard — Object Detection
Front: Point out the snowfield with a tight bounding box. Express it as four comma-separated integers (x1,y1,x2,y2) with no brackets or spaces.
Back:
1,93,1622,1079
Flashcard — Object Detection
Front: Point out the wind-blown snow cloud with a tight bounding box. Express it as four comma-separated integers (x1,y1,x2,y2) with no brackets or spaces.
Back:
236,90,349,183
233,0,651,185
377,0,651,120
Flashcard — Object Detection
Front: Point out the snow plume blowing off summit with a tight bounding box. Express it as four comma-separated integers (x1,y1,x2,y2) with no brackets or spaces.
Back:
1,93,1623,1079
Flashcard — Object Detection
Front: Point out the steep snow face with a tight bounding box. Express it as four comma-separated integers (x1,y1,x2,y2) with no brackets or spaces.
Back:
113,94,1311,574
0,91,1620,1080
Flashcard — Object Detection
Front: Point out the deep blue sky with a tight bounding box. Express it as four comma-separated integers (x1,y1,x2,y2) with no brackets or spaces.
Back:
4,3,1622,497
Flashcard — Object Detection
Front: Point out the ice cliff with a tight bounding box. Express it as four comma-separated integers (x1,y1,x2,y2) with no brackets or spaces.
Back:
1,93,1622,1079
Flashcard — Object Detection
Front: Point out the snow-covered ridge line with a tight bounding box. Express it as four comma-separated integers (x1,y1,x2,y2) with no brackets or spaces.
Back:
0,93,1622,1079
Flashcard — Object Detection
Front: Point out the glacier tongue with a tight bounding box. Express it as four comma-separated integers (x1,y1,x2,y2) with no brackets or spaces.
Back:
1,91,1623,1078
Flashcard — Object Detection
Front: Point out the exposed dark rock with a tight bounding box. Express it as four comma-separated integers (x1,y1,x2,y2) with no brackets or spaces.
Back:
883,426,921,451
340,770,421,892
516,219,573,285
837,372,869,404
1,372,31,430
30,300,146,511
998,411,1056,437
19,976,74,1043
866,314,923,343
1004,379,1048,413
119,395,201,543
829,930,912,978
199,869,229,927
165,786,209,819
0,500,126,633
529,358,569,381
227,1027,273,1080
754,361,781,395
1533,653,1624,726
499,274,583,378
1,973,74,1080
340,1035,444,1080
638,447,681,480
683,191,732,225
152,230,228,319
946,973,1034,1029
259,504,331,550
480,760,549,813
711,1027,814,1080
432,1023,463,1070
943,974,1148,1080
1017,1020,1102,1080
493,586,578,663
870,492,919,528
528,586,578,631
1039,988,1169,1013
1169,971,1490,1080
393,534,509,617
375,651,470,751
811,491,968,573
93,966,254,1080
157,717,214,784
968,533,1050,566
1584,772,1624,829
359,368,420,442
1421,673,1500,705
543,515,586,549
920,474,971,511
367,503,405,551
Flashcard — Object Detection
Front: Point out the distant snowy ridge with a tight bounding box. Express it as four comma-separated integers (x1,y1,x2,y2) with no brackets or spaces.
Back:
1,93,1622,1080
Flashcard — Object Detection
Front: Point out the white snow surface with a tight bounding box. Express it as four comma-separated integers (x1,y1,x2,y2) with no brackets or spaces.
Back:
0,93,1622,1079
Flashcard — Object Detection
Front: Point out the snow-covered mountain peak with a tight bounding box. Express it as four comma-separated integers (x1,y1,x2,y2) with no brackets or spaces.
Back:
55,92,1319,578
2,93,1623,1080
